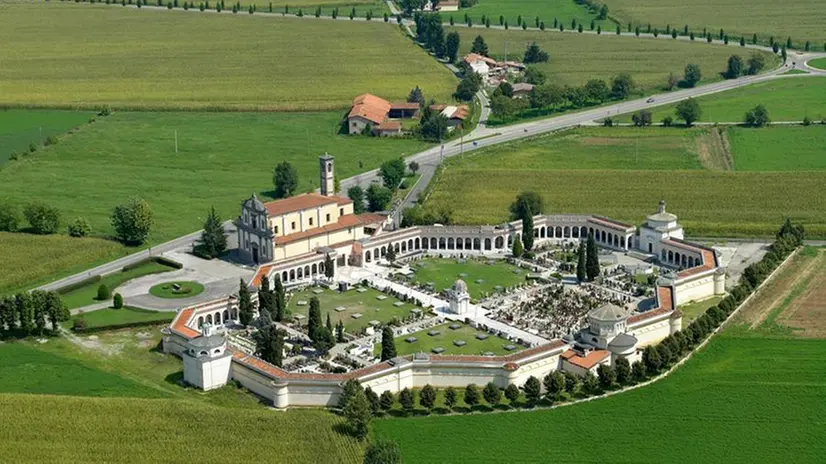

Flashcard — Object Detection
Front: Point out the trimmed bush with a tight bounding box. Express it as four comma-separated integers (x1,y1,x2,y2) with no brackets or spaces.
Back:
113,293,124,309
67,217,92,237
97,284,111,301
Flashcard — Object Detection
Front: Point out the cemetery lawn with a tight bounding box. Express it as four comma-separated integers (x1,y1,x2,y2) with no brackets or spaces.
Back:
411,258,527,299
287,286,425,333
624,77,826,123
0,109,93,166
65,307,176,330
422,127,826,237
451,27,778,92
456,0,605,31
604,0,826,44
374,321,522,357
0,232,130,296
59,260,177,309
372,331,826,462
0,1,455,111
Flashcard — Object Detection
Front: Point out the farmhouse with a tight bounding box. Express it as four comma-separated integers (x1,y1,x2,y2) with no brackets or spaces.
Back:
511,82,535,98
464,53,526,85
347,93,419,136
430,103,470,129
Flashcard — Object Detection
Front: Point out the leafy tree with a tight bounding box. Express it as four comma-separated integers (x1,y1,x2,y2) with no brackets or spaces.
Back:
598,4,608,19
366,184,392,212
198,206,227,259
683,63,702,87
408,161,420,174
379,390,395,411
399,387,415,413
385,245,397,263
380,326,397,361
530,83,564,108
523,376,541,404
418,113,449,141
576,242,586,282
380,159,406,190
744,104,770,127
24,202,61,235
509,191,543,220
523,42,549,63
464,384,480,407
582,371,598,393
238,279,254,326
585,232,600,281
347,186,365,214
512,235,524,258
312,326,335,354
111,197,153,245
0,203,20,232
544,371,565,400
524,67,547,85
444,387,457,409
666,72,680,90
522,207,534,252
611,73,635,98
504,383,520,403
615,357,631,384
272,161,299,199
483,382,502,406
454,73,481,101
631,110,652,126
363,387,380,416
420,384,437,411
97,284,111,301
642,345,662,374
67,217,92,237
494,81,514,98
662,116,674,127
113,293,123,309
725,55,744,78
632,360,647,381
470,34,488,55
675,98,702,126
253,325,284,366
583,79,610,103
343,388,372,439
597,364,616,389
445,31,461,63
747,53,766,75
363,439,401,464
564,371,579,394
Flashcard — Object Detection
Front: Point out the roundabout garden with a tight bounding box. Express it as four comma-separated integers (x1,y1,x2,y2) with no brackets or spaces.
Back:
149,281,204,299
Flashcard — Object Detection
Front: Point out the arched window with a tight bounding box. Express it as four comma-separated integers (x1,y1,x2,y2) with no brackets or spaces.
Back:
448,237,455,249
198,316,204,328
415,238,420,249
484,238,491,250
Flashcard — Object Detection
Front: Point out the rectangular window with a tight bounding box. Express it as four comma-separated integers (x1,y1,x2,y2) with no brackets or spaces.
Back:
326,213,331,222
291,221,296,230
274,226,279,234
339,208,344,217
309,217,313,226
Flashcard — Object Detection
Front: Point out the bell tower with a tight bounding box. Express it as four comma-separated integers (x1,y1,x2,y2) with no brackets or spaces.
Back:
319,153,335,196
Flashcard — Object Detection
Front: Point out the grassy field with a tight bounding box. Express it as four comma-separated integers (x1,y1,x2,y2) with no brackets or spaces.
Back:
0,334,363,463
604,0,826,44
678,296,723,322
0,109,92,165
67,307,176,330
373,331,826,462
728,126,826,171
411,257,527,298
60,260,176,309
0,232,129,296
375,321,521,356
451,27,778,92
456,0,605,30
423,126,826,237
0,1,455,111
631,76,826,122
809,58,826,70
287,286,423,332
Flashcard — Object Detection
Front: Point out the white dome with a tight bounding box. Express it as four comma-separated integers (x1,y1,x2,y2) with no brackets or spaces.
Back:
453,279,468,294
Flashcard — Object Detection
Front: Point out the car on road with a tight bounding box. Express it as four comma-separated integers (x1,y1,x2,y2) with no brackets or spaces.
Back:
646,98,655,103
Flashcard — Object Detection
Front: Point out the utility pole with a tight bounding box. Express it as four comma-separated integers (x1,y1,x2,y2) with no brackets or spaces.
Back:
174,130,178,153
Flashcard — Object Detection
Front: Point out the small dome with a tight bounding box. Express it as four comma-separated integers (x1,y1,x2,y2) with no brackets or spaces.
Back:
452,279,468,294
607,333,638,350
243,193,266,212
589,303,627,322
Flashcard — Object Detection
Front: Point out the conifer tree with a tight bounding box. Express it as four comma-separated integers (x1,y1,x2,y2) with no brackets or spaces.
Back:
521,207,534,252
238,279,254,326
308,296,321,341
576,242,587,282
585,232,600,281
273,276,286,322
380,326,397,361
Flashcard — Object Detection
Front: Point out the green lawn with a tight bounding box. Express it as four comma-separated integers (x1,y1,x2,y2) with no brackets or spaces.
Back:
0,232,129,296
287,286,424,333
728,126,826,171
60,260,176,309
678,296,723,322
67,307,176,330
809,58,826,70
0,1,455,111
149,281,205,299
604,0,826,45
373,331,826,462
629,77,826,122
455,0,606,31
423,126,826,237
411,257,527,298
375,321,521,357
0,342,166,398
0,109,92,165
452,27,778,92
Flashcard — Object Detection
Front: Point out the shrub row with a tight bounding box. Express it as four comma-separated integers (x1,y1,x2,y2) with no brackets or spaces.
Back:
56,274,102,295
70,315,174,334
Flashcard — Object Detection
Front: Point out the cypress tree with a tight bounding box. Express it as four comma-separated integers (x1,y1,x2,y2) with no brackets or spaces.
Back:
258,274,273,317
585,232,600,281
521,206,534,252
238,279,254,326
325,254,335,279
380,326,397,361
308,296,321,341
273,276,286,322
512,235,524,258
576,242,586,282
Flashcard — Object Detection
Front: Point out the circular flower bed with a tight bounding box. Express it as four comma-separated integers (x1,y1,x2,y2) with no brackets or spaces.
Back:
149,281,205,299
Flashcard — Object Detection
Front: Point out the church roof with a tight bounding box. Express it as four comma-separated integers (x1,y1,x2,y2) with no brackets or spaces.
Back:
647,211,678,222
264,193,351,217
243,193,267,213
589,303,627,322
188,334,225,350
607,333,638,349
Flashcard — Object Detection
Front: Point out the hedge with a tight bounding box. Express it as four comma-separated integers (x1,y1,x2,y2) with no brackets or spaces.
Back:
56,274,102,295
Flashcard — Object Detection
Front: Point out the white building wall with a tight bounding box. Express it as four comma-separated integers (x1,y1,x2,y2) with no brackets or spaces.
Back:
183,353,232,391
674,273,716,305
628,318,672,347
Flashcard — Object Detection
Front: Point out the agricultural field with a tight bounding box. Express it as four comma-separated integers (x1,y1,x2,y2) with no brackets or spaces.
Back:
66,307,176,330
287,286,424,332
375,321,522,357
373,330,826,462
410,257,527,298
0,334,363,463
631,76,826,122
0,1,456,111
603,0,826,44
451,27,778,92
0,232,129,296
422,126,826,237
455,0,605,31
727,126,826,171
0,109,92,165
59,260,176,309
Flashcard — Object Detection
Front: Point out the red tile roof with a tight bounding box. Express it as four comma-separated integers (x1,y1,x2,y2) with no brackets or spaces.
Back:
251,264,275,287
588,216,633,231
561,349,610,370
357,213,387,225
170,307,199,339
274,214,363,246
389,102,420,110
677,249,717,278
264,193,351,217
463,53,498,66
376,120,402,131
348,93,391,125
627,286,674,325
